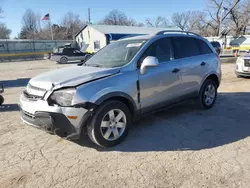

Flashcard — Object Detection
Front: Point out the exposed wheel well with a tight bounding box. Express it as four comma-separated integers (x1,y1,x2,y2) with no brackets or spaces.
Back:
100,96,135,118
206,74,220,87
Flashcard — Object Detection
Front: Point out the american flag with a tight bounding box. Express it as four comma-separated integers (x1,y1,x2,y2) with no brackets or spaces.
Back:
41,13,50,21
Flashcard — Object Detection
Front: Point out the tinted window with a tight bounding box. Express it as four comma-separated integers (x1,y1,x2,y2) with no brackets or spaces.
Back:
211,41,221,48
173,37,200,59
140,38,172,64
197,39,213,54
63,48,74,56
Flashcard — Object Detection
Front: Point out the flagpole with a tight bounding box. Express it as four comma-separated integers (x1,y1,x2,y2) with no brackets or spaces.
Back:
49,11,54,40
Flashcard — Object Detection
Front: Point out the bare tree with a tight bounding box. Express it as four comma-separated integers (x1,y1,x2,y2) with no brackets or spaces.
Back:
146,16,169,27
0,7,11,39
0,23,11,39
227,0,250,35
205,0,240,36
100,9,140,26
172,11,198,31
19,9,41,39
60,12,85,39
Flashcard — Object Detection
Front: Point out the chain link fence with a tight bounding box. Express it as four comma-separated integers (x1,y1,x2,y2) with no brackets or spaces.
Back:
0,39,72,61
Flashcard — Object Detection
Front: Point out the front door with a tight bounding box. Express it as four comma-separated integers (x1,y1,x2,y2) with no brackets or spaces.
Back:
138,38,182,113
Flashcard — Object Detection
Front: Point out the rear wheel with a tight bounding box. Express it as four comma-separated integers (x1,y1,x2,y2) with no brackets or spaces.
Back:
59,57,68,64
87,100,131,147
198,79,217,109
0,95,4,105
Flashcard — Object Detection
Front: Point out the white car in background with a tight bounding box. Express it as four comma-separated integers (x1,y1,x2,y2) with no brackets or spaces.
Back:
235,51,250,77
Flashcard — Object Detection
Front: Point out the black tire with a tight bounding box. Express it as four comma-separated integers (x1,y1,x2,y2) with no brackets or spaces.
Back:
0,95,4,105
87,100,131,147
59,57,68,64
198,79,217,109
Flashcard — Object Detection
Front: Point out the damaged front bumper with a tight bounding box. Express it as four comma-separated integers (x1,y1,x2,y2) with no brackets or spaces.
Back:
19,92,93,140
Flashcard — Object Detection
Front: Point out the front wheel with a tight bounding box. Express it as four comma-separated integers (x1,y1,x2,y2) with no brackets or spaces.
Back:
59,57,68,64
87,100,131,147
198,79,217,109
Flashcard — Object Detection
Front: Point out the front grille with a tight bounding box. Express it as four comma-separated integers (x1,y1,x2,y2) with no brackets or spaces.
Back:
244,59,250,67
23,91,42,101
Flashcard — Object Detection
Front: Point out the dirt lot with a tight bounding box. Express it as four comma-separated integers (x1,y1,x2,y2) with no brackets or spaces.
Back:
0,60,250,188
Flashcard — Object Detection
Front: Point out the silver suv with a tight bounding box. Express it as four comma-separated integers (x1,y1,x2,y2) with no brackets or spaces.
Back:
19,31,221,147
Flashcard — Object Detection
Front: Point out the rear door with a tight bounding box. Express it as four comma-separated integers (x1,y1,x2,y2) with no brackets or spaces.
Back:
172,36,205,98
195,38,215,83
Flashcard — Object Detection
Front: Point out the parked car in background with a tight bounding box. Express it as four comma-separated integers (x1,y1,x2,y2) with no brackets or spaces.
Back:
19,30,221,147
235,51,250,77
50,47,93,64
210,41,222,55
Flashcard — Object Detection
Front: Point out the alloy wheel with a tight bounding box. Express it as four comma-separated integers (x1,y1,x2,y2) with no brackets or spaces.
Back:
100,109,127,141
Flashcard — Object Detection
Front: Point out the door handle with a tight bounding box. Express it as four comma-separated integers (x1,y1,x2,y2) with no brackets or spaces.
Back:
172,68,180,73
201,62,206,66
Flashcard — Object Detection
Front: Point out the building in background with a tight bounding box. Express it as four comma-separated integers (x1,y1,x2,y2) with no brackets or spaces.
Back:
74,24,179,53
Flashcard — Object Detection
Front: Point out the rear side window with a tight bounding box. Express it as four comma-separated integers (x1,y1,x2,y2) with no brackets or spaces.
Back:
197,39,213,54
173,37,200,59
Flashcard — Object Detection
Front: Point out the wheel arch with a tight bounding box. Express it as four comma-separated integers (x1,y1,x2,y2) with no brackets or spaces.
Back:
204,74,220,87
95,92,139,119
60,56,68,62
198,73,220,95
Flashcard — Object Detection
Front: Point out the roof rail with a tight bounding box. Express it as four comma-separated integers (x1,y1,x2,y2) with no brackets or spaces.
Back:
155,30,201,37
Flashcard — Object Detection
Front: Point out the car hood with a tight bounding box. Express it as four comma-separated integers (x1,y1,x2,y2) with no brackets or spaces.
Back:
29,65,120,90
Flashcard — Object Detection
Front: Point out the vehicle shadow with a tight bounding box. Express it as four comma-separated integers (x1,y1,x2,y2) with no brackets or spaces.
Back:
0,104,19,112
76,92,250,152
1,78,30,88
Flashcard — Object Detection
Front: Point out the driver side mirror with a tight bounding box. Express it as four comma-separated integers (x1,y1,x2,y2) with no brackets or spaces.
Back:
140,56,159,74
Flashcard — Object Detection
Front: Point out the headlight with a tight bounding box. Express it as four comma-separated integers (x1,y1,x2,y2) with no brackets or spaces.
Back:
50,88,76,106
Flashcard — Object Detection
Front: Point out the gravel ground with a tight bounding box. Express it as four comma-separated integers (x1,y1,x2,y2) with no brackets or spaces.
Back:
0,60,250,188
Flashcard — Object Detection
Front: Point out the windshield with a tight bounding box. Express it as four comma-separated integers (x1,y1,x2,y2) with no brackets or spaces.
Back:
85,39,147,68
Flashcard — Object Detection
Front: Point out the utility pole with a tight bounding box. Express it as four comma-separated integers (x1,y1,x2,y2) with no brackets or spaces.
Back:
88,8,91,24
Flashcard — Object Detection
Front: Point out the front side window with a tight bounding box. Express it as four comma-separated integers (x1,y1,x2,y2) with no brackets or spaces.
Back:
85,39,148,68
139,38,172,66
173,37,200,59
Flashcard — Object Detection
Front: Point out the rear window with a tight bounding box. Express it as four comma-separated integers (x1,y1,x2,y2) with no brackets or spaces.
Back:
197,39,213,54
173,37,200,59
